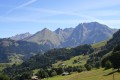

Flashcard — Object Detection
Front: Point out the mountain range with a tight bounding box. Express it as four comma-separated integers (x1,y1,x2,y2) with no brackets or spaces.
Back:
10,22,117,48
0,22,116,63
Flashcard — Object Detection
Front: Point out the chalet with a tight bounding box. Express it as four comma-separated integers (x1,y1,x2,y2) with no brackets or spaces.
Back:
62,72,69,76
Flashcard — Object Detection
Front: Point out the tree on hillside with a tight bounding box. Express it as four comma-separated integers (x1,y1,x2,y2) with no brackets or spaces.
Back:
0,74,10,80
110,51,120,71
105,60,112,69
18,71,33,80
101,45,120,71
51,70,57,77
85,64,92,71
95,61,101,69
55,68,64,75
36,69,49,79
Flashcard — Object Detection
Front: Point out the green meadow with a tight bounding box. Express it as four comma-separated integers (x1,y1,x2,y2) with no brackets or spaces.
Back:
43,68,120,80
52,55,88,68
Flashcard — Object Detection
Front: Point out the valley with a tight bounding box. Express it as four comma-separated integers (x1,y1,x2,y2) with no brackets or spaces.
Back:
0,22,120,80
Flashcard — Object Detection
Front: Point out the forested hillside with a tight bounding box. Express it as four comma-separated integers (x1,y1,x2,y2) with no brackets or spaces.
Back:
86,29,120,69
0,38,51,63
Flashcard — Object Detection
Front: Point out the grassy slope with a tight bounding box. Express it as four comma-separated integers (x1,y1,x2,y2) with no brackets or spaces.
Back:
32,54,89,74
52,40,107,68
52,55,88,68
0,63,12,71
0,54,23,71
43,69,120,80
9,54,23,64
92,40,107,49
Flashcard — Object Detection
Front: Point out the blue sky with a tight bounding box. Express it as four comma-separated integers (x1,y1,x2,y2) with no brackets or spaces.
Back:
0,0,120,38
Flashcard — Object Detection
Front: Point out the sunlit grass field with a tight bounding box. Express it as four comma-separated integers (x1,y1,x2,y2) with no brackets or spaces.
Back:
92,40,107,49
52,55,88,68
43,68,120,80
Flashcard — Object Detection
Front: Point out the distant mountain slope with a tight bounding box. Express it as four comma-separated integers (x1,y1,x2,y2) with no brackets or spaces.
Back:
10,32,31,40
62,22,116,47
54,28,74,40
0,38,50,63
25,28,62,48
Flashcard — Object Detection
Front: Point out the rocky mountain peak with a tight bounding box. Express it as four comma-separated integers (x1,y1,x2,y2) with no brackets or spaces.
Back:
10,32,31,41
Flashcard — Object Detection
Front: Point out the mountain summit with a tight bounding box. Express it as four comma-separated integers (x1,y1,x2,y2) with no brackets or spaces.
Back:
25,28,61,48
62,22,116,47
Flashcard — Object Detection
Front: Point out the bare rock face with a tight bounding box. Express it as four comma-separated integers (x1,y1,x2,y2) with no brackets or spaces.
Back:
25,28,61,48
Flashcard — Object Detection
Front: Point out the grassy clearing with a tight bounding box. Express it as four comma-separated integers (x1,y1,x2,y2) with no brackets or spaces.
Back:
52,55,89,68
0,54,23,71
0,63,12,71
32,69,40,75
43,68,120,80
92,40,107,49
8,54,23,64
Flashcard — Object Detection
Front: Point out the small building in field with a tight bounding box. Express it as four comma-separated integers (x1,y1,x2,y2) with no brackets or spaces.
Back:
62,72,69,76
32,76,40,80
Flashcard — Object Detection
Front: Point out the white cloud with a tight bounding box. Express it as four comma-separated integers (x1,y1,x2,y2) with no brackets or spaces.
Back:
16,0,37,8
77,0,120,10
2,0,120,29
84,10,120,17
0,16,97,23
0,15,120,28
20,7,100,21
7,0,37,13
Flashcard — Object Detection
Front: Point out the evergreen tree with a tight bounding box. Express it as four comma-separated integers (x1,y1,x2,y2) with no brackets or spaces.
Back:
0,74,10,80
36,69,49,79
51,70,57,77
105,60,112,69
85,64,92,71
110,51,120,71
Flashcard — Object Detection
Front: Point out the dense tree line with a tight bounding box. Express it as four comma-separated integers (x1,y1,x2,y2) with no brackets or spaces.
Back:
0,74,10,80
101,45,120,70
6,65,87,80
